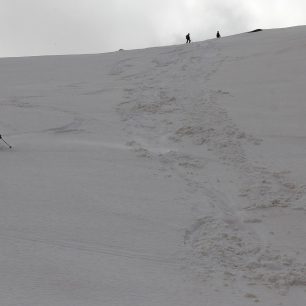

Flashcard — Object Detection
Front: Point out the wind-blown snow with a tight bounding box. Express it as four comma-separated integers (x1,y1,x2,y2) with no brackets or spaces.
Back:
1,26,306,305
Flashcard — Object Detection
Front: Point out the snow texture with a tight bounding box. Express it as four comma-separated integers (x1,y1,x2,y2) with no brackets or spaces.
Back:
1,25,306,305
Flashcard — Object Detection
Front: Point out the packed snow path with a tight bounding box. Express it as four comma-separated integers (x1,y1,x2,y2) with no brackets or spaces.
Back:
1,26,306,305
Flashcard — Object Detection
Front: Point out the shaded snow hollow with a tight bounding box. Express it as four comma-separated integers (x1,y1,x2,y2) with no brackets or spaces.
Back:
1,26,306,305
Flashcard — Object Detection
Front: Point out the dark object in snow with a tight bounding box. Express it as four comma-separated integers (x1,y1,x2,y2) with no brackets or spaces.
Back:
118,49,124,51
216,31,221,38
249,29,263,33
186,33,191,43
0,134,12,149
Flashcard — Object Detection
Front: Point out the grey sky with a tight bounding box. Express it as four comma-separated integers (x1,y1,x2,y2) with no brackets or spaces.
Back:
0,0,305,57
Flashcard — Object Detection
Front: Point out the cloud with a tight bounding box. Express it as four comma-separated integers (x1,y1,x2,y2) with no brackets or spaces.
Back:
0,0,306,57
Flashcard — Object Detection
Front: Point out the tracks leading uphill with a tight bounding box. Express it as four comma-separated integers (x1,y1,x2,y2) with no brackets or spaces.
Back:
115,40,306,293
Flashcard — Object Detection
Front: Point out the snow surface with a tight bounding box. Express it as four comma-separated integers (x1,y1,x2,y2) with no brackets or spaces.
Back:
1,26,306,305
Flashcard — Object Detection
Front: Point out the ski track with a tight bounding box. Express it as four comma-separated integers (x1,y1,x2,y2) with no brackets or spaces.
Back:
116,41,306,295
0,230,181,266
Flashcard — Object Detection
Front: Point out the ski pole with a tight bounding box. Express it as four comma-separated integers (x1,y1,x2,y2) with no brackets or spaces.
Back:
0,135,12,149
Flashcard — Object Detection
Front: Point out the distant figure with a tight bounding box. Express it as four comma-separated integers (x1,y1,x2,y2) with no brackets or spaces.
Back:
216,31,221,39
186,33,191,43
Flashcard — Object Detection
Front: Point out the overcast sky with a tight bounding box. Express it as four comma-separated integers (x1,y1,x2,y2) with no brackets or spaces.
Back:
0,0,306,57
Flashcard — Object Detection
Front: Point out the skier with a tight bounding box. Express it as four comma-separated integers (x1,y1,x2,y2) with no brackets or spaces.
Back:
216,31,221,39
186,33,191,43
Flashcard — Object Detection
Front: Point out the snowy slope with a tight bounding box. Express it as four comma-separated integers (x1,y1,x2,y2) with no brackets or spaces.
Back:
1,26,306,305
